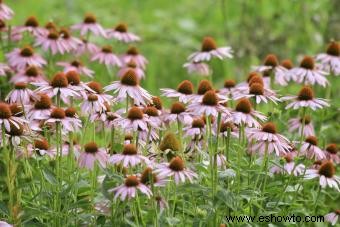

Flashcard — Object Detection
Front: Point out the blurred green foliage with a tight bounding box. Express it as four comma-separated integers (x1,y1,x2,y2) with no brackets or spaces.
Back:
8,0,339,92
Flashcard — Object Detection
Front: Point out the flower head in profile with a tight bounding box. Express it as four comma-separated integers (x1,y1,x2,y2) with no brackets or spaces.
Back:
270,153,305,176
6,82,35,104
0,62,10,77
282,86,329,110
32,72,79,104
91,45,122,67
59,28,82,52
219,79,237,97
10,65,46,83
143,106,162,128
27,93,54,120
161,80,194,104
247,122,291,156
4,120,30,146
231,98,267,128
183,117,206,138
78,142,108,169
289,56,329,87
324,210,340,226
121,46,148,70
104,69,152,106
71,13,107,37
66,71,94,100
140,167,168,187
305,161,340,191
110,144,148,167
34,29,66,55
183,61,211,77
189,79,215,103
115,106,150,131
187,90,230,118
316,41,340,76
74,38,99,56
300,136,326,160
118,60,145,80
0,102,27,132
216,121,239,138
187,36,233,62
163,101,192,125
155,156,198,184
6,45,46,70
108,175,152,201
0,0,14,20
325,144,339,164
288,115,314,137
106,23,140,43
12,16,45,37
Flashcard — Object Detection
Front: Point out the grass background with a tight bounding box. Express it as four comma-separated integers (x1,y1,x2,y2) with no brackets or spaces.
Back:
7,0,340,93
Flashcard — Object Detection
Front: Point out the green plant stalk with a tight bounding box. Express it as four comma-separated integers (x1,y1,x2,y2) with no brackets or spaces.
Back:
110,127,115,154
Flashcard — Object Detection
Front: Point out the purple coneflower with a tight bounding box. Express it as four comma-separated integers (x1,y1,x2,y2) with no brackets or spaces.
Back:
106,23,140,43
74,38,99,56
26,93,54,120
288,115,315,136
183,61,211,76
10,65,46,83
109,175,152,201
59,28,82,53
71,13,107,37
219,79,237,98
290,56,328,87
247,122,291,156
115,106,149,131
45,108,75,133
282,86,329,110
0,0,13,20
87,81,113,105
216,121,239,139
271,154,305,176
64,107,82,132
91,45,122,67
32,72,79,104
78,142,108,169
6,45,46,70
188,36,233,62
300,136,326,160
34,29,66,55
0,102,26,132
104,69,152,106
183,117,206,138
325,210,340,226
6,82,35,104
0,62,10,77
121,46,148,70
162,102,192,125
118,60,145,80
110,143,148,167
0,220,12,227
81,94,107,115
305,161,340,191
161,80,194,104
12,16,45,36
140,167,168,187
155,156,197,184
143,106,162,128
231,98,267,128
57,60,94,78
325,144,339,164
316,41,340,76
65,71,94,101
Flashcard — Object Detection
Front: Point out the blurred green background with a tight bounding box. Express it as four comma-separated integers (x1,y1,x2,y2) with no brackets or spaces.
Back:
6,0,340,93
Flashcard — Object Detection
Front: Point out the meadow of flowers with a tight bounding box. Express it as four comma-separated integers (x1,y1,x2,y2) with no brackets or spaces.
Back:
0,1,339,226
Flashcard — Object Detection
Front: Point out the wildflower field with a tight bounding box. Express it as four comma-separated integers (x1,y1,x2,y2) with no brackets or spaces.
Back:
0,0,339,226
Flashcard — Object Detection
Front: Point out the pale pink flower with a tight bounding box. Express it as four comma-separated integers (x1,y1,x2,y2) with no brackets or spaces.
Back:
183,62,211,76
27,138,54,157
6,46,46,70
188,36,233,62
162,102,193,125
288,116,314,136
325,210,340,226
0,63,10,77
114,106,150,131
91,45,122,67
0,102,27,133
74,38,99,56
231,98,267,128
6,82,35,104
12,16,45,37
65,71,94,100
187,90,230,118
0,220,12,227
110,144,149,167
216,154,227,168
32,72,79,104
121,46,148,70
143,106,163,129
86,81,113,105
161,80,194,104
282,86,329,111
44,108,76,134
300,136,326,160
139,167,168,187
0,0,13,20
78,142,108,169
233,82,280,104
316,42,340,76
81,94,107,115
59,28,82,53
304,161,340,191
183,118,206,138
247,122,291,156
155,196,168,211
216,121,239,139
270,154,305,176
34,29,66,55
104,70,152,106
252,54,290,86
64,107,82,132
219,79,237,97
71,13,107,37
324,144,340,164
57,60,94,77
108,175,152,201
26,94,54,120
289,56,329,87
117,60,145,80
10,65,46,83
106,23,140,43
155,156,197,184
